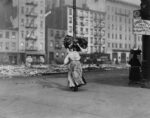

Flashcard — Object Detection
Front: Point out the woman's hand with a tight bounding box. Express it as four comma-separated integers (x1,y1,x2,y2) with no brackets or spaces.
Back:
77,43,80,47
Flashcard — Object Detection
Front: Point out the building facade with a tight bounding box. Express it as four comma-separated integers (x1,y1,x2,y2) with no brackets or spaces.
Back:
46,4,106,63
0,0,19,64
67,6,106,54
0,30,18,64
46,28,66,64
18,0,45,64
105,0,142,63
0,0,46,64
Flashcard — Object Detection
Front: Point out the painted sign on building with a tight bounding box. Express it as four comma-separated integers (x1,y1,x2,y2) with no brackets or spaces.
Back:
133,19,150,35
133,10,150,35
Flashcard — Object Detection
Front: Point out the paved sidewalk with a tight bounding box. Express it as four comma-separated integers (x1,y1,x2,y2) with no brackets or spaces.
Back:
0,70,150,118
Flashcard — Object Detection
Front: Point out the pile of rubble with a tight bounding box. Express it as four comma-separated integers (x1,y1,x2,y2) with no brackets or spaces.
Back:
0,64,129,78
0,65,68,78
100,64,130,70
0,65,40,78
82,64,129,71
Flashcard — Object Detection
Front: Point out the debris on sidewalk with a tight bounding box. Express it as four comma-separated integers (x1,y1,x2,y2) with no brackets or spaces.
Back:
0,64,129,78
0,65,68,78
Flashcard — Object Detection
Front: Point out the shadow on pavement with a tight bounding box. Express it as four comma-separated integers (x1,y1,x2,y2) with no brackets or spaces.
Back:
38,79,87,92
84,70,130,87
37,69,132,89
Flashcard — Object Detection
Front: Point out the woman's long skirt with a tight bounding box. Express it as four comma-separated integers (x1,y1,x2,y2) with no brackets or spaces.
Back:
129,66,141,83
68,60,86,88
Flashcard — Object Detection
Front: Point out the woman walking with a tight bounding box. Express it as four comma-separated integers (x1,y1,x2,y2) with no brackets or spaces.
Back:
64,45,86,91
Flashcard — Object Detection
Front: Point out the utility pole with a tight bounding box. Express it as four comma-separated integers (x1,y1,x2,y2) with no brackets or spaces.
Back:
140,0,150,84
73,0,76,40
99,19,103,53
133,34,137,49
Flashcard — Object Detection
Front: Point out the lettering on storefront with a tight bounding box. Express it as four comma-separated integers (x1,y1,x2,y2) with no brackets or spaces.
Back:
115,12,129,17
133,19,150,35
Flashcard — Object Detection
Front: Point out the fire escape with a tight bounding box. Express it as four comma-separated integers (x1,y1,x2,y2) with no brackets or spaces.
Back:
93,14,105,53
25,0,38,51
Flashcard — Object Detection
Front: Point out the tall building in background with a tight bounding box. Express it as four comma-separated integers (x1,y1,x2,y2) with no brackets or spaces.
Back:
46,0,106,64
18,0,45,64
0,0,19,64
46,0,142,64
0,29,18,64
105,0,141,63
67,6,106,54
0,0,45,64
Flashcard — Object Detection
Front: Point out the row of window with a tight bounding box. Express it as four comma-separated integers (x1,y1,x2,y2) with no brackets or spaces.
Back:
91,46,101,52
69,17,104,28
21,18,44,29
107,5,131,14
20,30,44,39
0,42,16,51
68,8,104,19
90,37,105,44
108,33,132,40
107,33,142,42
90,46,105,53
0,31,16,39
108,43,142,49
25,42,44,51
107,24,132,32
50,30,66,37
68,26,105,36
49,40,65,48
107,15,132,23
108,43,130,49
21,3,44,15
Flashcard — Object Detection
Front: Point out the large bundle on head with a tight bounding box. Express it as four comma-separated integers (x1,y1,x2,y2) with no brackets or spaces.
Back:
76,37,88,49
63,35,73,49
64,35,88,52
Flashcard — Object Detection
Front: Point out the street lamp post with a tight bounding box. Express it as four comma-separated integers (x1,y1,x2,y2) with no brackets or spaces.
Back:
73,0,76,40
99,19,102,53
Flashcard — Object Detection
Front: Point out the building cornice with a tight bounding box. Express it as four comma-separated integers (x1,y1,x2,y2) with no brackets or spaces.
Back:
106,0,140,8
66,5,106,14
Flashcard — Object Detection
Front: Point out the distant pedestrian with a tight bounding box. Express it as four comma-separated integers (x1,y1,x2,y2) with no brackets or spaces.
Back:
26,56,33,68
113,58,116,64
40,56,45,65
64,45,86,91
115,58,119,64
128,53,141,85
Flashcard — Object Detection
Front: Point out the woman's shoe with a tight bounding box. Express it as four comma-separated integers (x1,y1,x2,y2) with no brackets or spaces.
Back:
70,87,74,91
73,86,78,91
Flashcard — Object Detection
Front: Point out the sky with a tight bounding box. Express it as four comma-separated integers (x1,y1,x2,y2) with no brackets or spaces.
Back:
120,0,140,5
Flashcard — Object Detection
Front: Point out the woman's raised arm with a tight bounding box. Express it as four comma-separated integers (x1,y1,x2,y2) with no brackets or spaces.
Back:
77,43,88,53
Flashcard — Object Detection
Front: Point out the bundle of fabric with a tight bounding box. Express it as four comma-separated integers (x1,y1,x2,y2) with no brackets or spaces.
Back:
63,35,74,49
64,35,88,51
77,37,88,49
